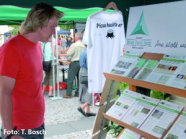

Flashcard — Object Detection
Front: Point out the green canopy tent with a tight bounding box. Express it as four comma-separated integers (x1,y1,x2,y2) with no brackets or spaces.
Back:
0,0,180,13
0,6,108,25
0,0,180,26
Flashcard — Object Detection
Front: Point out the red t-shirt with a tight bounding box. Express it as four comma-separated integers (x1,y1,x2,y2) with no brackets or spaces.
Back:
0,34,45,130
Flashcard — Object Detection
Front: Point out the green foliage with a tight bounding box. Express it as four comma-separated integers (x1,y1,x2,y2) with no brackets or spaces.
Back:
9,25,20,36
150,90,170,101
105,121,124,137
115,83,129,100
58,24,73,31
118,82,128,92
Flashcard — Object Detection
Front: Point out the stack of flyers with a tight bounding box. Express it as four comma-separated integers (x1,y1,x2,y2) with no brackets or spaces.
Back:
120,94,160,128
110,55,139,76
106,90,141,120
127,58,148,79
163,108,186,139
134,60,159,81
140,100,183,138
145,55,185,86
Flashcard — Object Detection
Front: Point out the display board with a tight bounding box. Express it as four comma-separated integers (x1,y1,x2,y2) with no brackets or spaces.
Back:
125,1,186,56
92,53,186,139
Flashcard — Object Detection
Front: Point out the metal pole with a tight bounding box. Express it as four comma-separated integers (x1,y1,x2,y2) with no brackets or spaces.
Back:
56,27,60,97
51,35,56,98
51,27,62,100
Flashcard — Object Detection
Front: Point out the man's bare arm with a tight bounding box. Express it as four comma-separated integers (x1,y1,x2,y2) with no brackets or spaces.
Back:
0,75,15,135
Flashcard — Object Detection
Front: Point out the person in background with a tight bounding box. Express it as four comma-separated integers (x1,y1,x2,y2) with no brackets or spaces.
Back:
63,32,85,98
0,3,63,139
61,35,67,49
6,35,12,41
66,33,72,47
42,37,57,97
57,35,64,56
77,48,96,117
57,35,61,47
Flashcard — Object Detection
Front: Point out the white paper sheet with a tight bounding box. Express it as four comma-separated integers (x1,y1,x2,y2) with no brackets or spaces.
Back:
163,109,186,139
106,90,141,120
121,95,159,128
140,100,183,138
119,129,141,139
145,55,185,86
110,54,139,76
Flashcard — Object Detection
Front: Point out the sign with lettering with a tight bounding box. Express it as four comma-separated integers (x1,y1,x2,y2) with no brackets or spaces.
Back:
125,1,186,56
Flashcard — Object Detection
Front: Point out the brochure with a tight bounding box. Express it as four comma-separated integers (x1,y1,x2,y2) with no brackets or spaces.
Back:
140,100,183,138
145,55,185,86
106,90,140,120
135,60,159,81
127,58,148,79
163,108,186,139
121,94,160,128
119,129,140,139
166,63,186,90
110,54,139,76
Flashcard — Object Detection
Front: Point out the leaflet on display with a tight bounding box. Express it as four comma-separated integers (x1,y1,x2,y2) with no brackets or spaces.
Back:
127,58,148,79
106,89,185,139
163,108,186,139
139,100,183,138
106,90,141,120
120,94,160,128
119,129,141,139
134,60,159,81
144,55,186,90
110,53,186,90
110,54,139,76
166,62,186,90
106,89,160,126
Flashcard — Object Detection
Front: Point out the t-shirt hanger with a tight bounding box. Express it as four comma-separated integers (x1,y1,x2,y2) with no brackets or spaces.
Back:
103,1,120,12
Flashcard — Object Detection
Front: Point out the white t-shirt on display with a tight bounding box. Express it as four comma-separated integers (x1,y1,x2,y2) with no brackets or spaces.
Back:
83,10,125,93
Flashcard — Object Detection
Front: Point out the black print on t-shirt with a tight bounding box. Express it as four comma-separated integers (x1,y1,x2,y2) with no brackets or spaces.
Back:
106,29,114,38
96,22,123,39
96,23,123,28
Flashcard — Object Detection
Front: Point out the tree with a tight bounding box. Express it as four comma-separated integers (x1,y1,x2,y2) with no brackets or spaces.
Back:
9,25,20,36
59,24,73,31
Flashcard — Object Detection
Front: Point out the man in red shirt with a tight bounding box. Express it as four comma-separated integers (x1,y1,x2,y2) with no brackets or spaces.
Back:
0,3,63,139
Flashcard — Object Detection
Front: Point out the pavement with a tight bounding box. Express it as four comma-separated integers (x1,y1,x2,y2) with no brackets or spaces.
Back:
44,89,99,139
